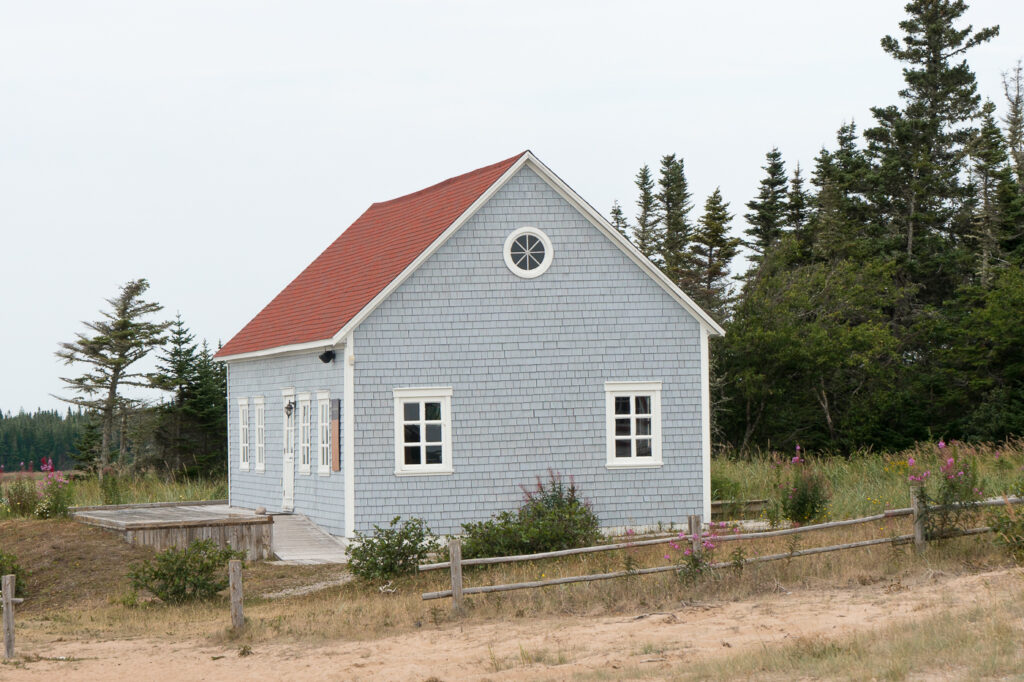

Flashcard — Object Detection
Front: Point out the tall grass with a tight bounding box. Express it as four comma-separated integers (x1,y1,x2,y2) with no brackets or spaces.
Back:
713,438,1024,520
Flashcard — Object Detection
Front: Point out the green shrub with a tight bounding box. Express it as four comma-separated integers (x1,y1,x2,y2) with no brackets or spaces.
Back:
711,471,743,500
779,463,830,526
3,478,38,517
461,472,601,559
127,539,245,603
347,516,439,581
0,549,26,597
918,448,982,539
34,472,73,519
100,472,123,506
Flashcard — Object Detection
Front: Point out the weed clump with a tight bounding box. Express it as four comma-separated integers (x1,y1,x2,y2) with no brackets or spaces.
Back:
347,516,440,581
127,539,245,603
0,549,26,597
461,471,601,559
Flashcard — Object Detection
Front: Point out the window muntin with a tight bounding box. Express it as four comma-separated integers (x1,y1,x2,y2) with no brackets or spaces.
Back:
254,398,265,472
298,394,311,474
605,381,662,468
317,391,330,475
393,387,453,475
238,398,250,470
503,227,553,278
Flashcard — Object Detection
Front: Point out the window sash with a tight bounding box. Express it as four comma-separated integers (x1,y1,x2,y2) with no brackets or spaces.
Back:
605,382,662,468
254,401,265,471
299,399,311,472
317,395,330,474
393,388,452,475
239,402,250,469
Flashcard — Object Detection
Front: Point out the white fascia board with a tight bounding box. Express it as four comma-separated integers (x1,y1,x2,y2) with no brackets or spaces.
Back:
520,154,726,337
215,338,341,363
329,153,532,345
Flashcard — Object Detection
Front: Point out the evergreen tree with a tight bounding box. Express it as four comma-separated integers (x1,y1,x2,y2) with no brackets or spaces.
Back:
1002,60,1024,185
155,313,198,406
786,164,811,233
609,201,631,239
657,154,698,290
633,165,664,262
865,0,997,262
970,101,1023,285
743,148,789,261
54,279,170,473
691,188,741,320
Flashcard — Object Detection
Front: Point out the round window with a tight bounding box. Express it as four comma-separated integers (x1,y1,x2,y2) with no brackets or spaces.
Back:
503,227,553,279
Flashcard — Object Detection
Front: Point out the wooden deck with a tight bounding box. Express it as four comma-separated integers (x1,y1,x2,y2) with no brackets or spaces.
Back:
72,502,274,560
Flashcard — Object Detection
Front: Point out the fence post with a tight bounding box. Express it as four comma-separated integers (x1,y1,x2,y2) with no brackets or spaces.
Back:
909,482,926,552
449,538,464,615
229,560,244,631
688,514,702,555
2,574,14,659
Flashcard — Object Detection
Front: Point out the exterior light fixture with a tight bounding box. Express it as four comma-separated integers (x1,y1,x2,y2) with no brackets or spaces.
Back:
318,350,336,364
284,400,295,417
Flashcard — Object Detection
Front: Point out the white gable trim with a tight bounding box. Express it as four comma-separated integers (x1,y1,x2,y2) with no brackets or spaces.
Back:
330,151,723,344
221,151,724,363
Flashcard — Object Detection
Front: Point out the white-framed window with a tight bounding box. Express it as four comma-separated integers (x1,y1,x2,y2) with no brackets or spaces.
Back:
298,393,311,474
283,388,295,463
503,226,553,279
238,398,250,471
605,381,663,468
254,397,265,472
317,390,331,475
393,387,453,476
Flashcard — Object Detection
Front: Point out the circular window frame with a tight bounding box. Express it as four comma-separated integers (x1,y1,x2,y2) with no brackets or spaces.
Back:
503,226,553,279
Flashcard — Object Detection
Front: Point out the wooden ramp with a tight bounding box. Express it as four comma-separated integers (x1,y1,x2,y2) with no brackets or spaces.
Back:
72,502,274,560
271,514,348,564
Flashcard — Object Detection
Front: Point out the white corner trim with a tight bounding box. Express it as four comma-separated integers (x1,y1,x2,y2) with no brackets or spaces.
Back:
344,333,355,538
700,327,712,523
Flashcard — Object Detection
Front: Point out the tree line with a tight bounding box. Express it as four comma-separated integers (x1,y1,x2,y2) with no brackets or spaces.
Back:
53,280,226,477
0,409,90,472
611,0,1024,453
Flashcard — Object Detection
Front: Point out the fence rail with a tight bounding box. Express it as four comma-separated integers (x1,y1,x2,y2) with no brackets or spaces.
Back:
420,491,1023,609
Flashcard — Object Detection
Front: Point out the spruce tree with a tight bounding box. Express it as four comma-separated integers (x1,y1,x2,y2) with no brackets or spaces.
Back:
786,164,811,233
1003,60,1024,186
609,201,631,239
865,0,997,261
155,314,198,407
54,279,170,473
633,165,664,262
691,188,742,319
743,148,789,260
657,154,698,290
970,101,1021,286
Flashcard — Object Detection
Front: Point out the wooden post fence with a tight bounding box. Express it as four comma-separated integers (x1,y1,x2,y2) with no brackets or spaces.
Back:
688,515,702,555
909,482,926,552
3,574,25,659
449,538,464,615
229,560,244,631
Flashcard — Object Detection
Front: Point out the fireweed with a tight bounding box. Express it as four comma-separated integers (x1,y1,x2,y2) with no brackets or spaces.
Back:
908,442,984,539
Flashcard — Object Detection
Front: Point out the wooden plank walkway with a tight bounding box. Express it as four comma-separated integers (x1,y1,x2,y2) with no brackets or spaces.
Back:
271,514,348,564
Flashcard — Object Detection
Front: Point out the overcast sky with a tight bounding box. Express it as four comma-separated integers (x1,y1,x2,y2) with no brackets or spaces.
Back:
2,1,1022,414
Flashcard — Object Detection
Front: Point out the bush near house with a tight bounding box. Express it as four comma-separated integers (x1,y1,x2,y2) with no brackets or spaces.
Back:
461,472,601,559
127,539,245,603
347,516,440,581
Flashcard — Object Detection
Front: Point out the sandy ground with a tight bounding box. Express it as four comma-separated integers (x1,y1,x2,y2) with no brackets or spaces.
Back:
4,568,1020,681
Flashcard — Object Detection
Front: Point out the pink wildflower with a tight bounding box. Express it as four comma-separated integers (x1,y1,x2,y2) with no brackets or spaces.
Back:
664,554,671,561
907,457,915,466
938,440,946,449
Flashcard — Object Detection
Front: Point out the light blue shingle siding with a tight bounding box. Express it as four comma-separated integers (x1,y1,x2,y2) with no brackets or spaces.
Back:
352,166,704,535
227,352,346,536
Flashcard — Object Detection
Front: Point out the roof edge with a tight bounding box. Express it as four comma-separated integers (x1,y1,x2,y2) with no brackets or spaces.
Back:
215,338,338,363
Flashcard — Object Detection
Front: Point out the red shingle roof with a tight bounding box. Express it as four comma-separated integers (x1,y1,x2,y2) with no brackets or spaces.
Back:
216,152,527,358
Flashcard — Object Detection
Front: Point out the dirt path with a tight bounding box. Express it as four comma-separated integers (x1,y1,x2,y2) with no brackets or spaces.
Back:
5,568,1021,681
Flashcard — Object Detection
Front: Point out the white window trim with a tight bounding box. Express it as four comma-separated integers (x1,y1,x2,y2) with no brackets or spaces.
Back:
393,387,453,476
605,381,663,469
503,226,553,279
298,392,311,475
254,397,265,472
238,397,250,471
317,390,331,476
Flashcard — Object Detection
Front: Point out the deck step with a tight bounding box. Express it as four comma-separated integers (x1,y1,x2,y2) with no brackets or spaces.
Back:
271,514,348,564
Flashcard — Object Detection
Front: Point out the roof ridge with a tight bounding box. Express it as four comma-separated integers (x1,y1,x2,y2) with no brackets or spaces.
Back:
369,151,528,208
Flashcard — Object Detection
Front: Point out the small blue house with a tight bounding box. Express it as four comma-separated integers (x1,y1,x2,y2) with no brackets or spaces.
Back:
215,151,724,538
